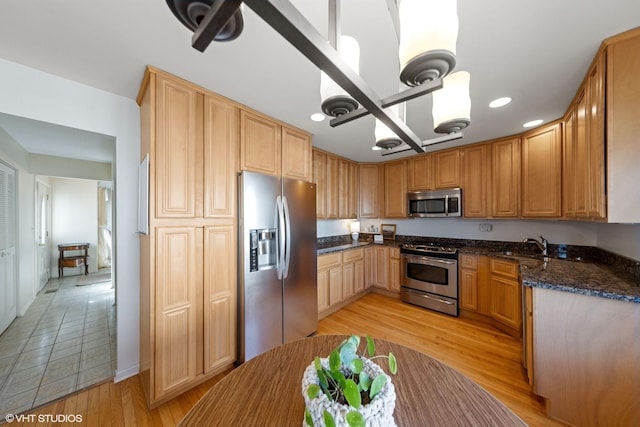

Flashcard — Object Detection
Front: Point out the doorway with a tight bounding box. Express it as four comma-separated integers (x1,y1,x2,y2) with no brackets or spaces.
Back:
0,160,17,335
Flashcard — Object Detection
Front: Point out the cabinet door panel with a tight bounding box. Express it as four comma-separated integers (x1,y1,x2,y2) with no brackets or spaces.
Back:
462,144,490,218
312,150,327,218
203,225,236,373
329,266,342,305
522,123,562,217
317,269,330,312
384,161,407,218
155,227,199,398
562,110,575,217
282,127,312,182
491,138,521,217
359,165,381,218
434,150,461,189
326,156,339,219
354,259,365,293
338,160,350,219
348,163,359,218
460,269,478,311
407,155,433,190
587,58,606,218
342,262,355,299
574,90,590,216
155,75,202,218
240,110,281,176
204,95,238,218
490,276,522,330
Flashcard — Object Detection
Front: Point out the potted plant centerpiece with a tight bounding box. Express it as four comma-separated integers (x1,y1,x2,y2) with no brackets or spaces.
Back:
301,335,398,427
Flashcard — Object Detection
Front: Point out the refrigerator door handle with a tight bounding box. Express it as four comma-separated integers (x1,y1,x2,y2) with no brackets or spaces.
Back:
282,196,292,279
275,195,286,279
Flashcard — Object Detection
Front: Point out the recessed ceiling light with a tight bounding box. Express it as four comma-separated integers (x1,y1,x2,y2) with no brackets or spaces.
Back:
523,119,543,128
489,97,511,108
310,113,325,122
371,146,382,151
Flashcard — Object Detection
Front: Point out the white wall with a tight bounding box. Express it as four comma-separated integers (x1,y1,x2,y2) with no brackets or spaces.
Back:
50,178,99,275
0,58,141,382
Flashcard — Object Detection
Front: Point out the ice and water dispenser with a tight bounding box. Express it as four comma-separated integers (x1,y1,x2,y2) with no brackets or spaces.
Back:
249,228,277,272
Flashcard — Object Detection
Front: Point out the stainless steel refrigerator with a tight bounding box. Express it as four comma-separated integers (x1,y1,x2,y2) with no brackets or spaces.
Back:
238,171,317,363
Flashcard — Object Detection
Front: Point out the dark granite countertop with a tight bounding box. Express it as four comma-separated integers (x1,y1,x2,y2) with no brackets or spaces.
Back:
459,247,640,304
317,241,372,255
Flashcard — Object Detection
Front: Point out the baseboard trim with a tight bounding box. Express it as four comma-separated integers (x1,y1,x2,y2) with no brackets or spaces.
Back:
115,364,140,383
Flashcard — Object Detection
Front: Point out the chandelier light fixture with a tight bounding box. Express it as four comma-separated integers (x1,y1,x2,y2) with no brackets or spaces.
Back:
165,0,471,155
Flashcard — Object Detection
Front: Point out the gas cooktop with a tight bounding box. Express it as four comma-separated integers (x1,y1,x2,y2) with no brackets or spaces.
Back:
401,244,458,255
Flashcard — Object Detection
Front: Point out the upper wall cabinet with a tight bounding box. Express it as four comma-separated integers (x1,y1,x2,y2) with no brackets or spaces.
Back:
521,122,562,218
407,154,433,191
240,110,312,182
462,143,490,218
359,164,382,218
406,149,461,191
312,149,358,219
491,137,521,218
384,160,407,218
604,30,640,223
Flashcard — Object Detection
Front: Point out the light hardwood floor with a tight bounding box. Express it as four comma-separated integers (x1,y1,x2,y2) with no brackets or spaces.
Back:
12,293,565,426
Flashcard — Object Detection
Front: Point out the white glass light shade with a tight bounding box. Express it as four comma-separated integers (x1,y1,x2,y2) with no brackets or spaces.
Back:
432,71,471,134
350,221,360,233
320,36,360,116
374,104,403,149
399,0,458,85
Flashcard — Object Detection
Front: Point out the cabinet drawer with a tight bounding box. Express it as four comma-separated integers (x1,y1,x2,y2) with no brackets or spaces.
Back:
459,254,478,270
490,259,519,279
342,248,364,263
318,253,342,270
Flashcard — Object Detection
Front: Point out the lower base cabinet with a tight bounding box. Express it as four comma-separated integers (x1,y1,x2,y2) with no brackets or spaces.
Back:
458,254,522,336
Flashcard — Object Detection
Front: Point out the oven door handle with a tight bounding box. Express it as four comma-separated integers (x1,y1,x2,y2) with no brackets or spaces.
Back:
405,288,455,305
404,256,456,266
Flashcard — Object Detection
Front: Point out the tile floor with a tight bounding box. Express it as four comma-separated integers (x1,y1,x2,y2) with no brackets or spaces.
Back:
0,271,115,416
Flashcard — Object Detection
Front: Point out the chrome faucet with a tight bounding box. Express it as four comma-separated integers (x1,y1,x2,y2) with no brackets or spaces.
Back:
523,235,548,257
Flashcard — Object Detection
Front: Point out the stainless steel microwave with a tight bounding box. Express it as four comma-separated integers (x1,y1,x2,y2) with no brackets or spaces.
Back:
407,188,462,217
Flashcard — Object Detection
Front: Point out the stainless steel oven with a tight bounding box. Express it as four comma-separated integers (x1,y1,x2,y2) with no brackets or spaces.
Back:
400,244,459,316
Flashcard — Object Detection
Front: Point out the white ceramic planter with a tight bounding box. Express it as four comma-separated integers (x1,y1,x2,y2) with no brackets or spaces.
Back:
301,357,396,427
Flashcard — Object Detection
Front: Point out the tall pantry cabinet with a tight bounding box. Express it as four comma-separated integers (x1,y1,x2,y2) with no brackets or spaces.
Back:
137,67,237,407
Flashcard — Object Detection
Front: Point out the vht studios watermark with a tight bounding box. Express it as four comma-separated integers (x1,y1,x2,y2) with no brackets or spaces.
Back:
5,413,83,423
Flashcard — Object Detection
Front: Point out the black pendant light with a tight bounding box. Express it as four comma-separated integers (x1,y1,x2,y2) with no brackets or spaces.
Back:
166,0,244,42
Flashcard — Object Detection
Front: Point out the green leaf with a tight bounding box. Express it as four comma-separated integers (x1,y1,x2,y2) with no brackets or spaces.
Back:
314,356,322,372
304,409,314,427
366,336,375,357
307,384,321,399
344,379,362,408
370,374,387,398
323,410,336,427
346,411,365,427
358,372,371,392
329,349,341,372
349,357,363,374
340,341,358,366
347,335,360,349
317,369,328,390
388,352,398,375
333,370,347,389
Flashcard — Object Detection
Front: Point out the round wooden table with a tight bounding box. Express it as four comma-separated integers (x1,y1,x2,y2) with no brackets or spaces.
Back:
179,335,526,426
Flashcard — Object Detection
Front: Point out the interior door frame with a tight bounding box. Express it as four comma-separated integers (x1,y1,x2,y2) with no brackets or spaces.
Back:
0,159,18,334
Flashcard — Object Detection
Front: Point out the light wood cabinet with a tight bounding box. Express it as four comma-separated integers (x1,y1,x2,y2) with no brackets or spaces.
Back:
282,126,312,182
240,110,281,177
434,149,461,189
462,143,490,218
489,259,522,332
240,110,312,182
605,31,640,223
337,159,358,219
372,246,389,290
562,109,575,218
388,247,401,292
521,122,562,217
318,249,366,318
364,246,375,288
343,248,365,298
348,163,359,218
359,164,382,218
459,254,479,311
383,160,407,218
491,137,520,217
138,68,237,406
325,155,339,219
312,150,327,218
407,154,433,191
407,150,460,191
524,285,533,387
586,55,605,219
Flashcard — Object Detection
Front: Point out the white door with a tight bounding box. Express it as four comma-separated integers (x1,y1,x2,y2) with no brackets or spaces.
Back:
36,180,51,290
0,161,17,334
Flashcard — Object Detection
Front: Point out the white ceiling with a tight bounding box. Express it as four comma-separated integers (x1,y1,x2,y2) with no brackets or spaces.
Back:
0,0,639,163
